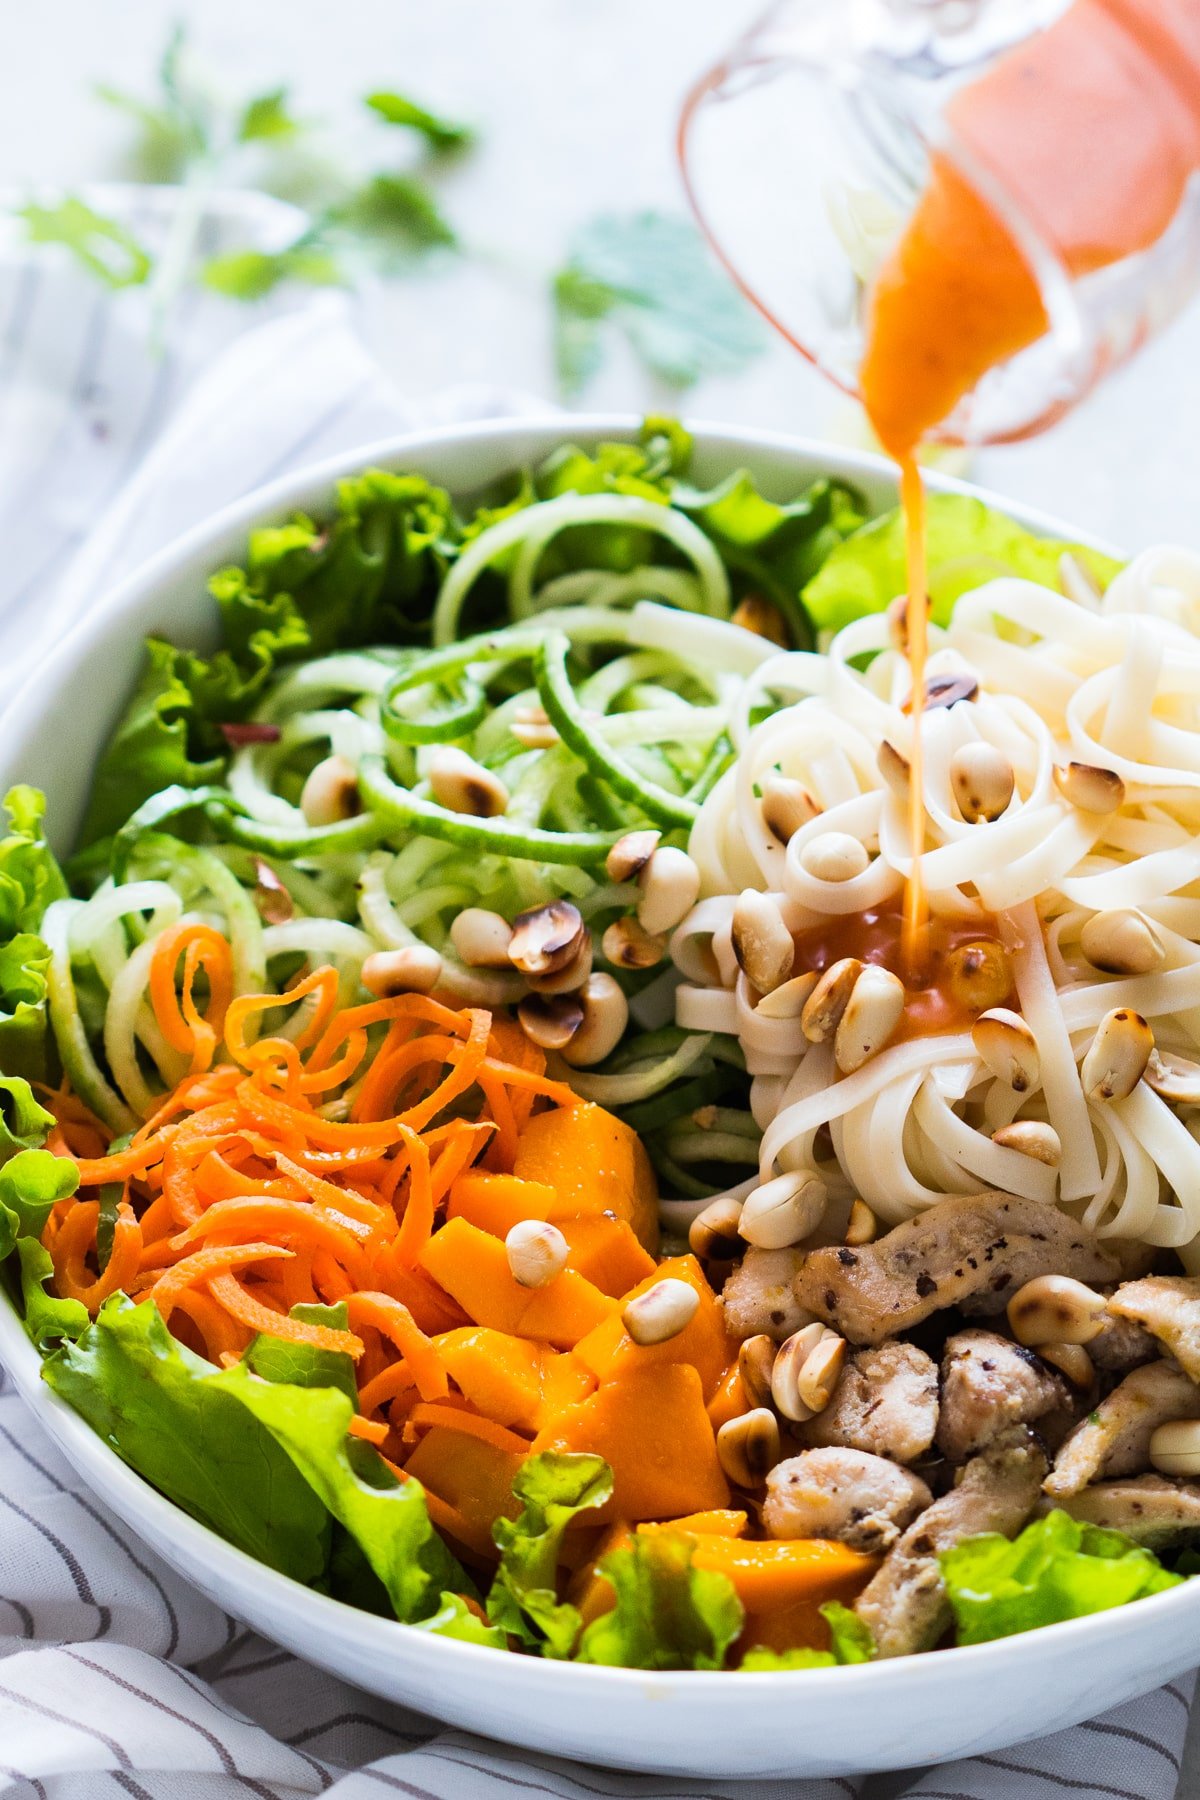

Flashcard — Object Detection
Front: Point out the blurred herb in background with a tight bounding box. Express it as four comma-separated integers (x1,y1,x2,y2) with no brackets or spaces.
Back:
15,30,766,399
17,26,472,324
553,212,767,395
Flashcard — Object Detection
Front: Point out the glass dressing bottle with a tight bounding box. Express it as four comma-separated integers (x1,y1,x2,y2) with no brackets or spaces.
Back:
680,0,1200,451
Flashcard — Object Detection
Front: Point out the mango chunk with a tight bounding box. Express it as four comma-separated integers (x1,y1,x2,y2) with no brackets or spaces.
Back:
574,1255,735,1398
657,1532,878,1617
558,1216,657,1297
419,1216,616,1348
566,1523,632,1629
514,1102,659,1253
447,1172,555,1237
435,1325,595,1432
404,1426,525,1548
640,1509,748,1538
532,1361,730,1522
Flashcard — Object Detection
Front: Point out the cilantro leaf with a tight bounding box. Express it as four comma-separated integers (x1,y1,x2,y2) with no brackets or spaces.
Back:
238,87,300,143
574,1531,743,1670
19,198,152,289
95,84,197,182
201,243,341,301
333,174,457,256
365,90,474,150
97,26,210,182
553,212,766,396
488,1451,612,1655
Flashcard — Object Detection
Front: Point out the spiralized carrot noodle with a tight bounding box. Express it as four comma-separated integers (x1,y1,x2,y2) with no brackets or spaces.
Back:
357,1359,419,1418
45,935,600,1510
343,1291,447,1401
407,1402,530,1458
224,965,340,1066
348,1415,389,1447
51,1199,144,1314
149,923,234,1073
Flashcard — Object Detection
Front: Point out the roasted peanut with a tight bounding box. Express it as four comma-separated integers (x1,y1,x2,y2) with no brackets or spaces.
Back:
1007,1275,1106,1347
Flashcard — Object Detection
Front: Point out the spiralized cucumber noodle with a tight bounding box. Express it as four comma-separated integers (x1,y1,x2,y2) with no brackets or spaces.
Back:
48,488,773,1201
675,546,1200,1260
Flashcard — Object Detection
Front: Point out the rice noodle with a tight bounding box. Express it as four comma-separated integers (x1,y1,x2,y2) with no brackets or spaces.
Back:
682,545,1200,1247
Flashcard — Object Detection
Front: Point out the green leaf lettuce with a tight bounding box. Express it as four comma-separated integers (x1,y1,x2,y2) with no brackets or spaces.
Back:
803,493,1123,635
44,1296,332,1582
213,1358,485,1629
574,1531,743,1670
488,1451,612,1655
940,1508,1182,1646
0,1149,78,1260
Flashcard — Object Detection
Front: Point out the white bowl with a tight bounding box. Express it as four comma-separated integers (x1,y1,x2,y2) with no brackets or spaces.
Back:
0,415,1184,1780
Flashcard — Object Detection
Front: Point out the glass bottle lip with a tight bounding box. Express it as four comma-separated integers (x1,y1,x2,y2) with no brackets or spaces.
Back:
677,0,1097,447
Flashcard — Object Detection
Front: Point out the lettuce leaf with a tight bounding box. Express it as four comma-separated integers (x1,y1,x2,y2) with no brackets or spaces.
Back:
78,472,459,849
940,1509,1182,1646
802,493,1123,634
413,1591,507,1648
0,934,56,1082
212,1359,479,1628
212,469,457,659
676,472,866,648
0,1149,78,1260
487,1451,612,1655
0,1079,57,1167
16,1237,88,1348
244,1300,358,1402
43,1296,332,1582
574,1531,743,1670
0,790,66,1078
77,641,236,845
0,789,68,936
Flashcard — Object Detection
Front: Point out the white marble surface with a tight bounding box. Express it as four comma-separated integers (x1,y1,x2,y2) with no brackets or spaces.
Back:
5,0,1200,553
2,3,1200,1793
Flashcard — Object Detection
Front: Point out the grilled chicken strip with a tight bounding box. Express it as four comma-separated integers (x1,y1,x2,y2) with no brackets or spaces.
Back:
797,1340,939,1466
794,1192,1120,1346
721,1247,810,1343
1045,1359,1200,1497
1108,1277,1200,1382
764,1448,932,1554
936,1330,1072,1461
1054,1474,1200,1548
854,1427,1047,1658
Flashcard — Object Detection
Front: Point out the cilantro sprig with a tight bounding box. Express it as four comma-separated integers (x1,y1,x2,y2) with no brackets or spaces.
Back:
553,211,767,396
20,27,473,309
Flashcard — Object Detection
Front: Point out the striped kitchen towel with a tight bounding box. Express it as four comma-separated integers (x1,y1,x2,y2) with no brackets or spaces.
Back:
0,190,1194,1800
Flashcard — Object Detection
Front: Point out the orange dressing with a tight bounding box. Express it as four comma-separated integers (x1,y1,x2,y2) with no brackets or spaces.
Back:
791,903,1014,1044
898,456,929,973
859,0,1200,979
